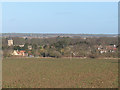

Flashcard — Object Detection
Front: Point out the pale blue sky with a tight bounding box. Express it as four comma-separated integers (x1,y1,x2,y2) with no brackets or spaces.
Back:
2,2,118,34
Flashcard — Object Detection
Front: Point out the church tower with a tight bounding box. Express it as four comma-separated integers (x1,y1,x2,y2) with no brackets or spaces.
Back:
8,38,13,46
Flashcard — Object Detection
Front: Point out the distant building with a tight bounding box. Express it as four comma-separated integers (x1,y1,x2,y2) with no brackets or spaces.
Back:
8,38,13,46
97,44,117,54
19,50,26,56
19,45,24,48
100,50,107,54
12,50,19,55
28,45,32,50
12,50,27,56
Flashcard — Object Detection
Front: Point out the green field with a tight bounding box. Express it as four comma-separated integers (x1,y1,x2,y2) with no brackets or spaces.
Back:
2,57,118,88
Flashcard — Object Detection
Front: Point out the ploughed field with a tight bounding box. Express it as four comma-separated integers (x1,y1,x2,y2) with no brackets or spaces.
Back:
2,58,118,88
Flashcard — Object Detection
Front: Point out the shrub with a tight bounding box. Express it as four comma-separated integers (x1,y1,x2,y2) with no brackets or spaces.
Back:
88,54,98,59
48,51,61,58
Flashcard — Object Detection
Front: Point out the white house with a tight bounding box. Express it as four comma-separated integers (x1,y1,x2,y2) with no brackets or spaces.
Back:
28,45,32,50
19,45,24,48
11,50,26,56
12,50,19,55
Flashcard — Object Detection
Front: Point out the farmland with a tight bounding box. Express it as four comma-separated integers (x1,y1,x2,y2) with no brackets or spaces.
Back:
2,57,118,88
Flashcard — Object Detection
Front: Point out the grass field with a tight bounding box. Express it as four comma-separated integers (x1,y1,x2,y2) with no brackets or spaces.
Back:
2,57,118,88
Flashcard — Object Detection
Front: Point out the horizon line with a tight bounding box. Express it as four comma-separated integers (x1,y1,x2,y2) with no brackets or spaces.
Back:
1,33,118,35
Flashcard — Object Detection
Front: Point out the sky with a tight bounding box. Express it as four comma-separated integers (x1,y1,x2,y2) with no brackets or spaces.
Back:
2,2,118,34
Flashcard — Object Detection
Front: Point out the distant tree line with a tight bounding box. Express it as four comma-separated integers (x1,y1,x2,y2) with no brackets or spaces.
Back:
2,36,118,58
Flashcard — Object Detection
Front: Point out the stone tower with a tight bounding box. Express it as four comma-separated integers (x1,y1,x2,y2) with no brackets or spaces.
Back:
8,38,13,46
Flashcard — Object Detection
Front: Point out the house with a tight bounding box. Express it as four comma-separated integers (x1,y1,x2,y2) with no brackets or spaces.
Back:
97,45,103,50
18,50,26,56
100,50,107,54
12,50,26,56
12,50,19,55
19,45,24,48
106,45,117,52
28,45,32,50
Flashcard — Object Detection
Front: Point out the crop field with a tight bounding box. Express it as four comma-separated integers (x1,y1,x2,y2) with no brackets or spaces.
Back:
2,57,118,88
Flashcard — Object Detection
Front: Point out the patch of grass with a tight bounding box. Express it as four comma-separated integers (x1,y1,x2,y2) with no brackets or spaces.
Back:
2,57,118,88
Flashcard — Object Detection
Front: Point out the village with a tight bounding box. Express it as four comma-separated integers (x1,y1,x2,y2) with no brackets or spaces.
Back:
8,38,35,57
4,37,118,58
